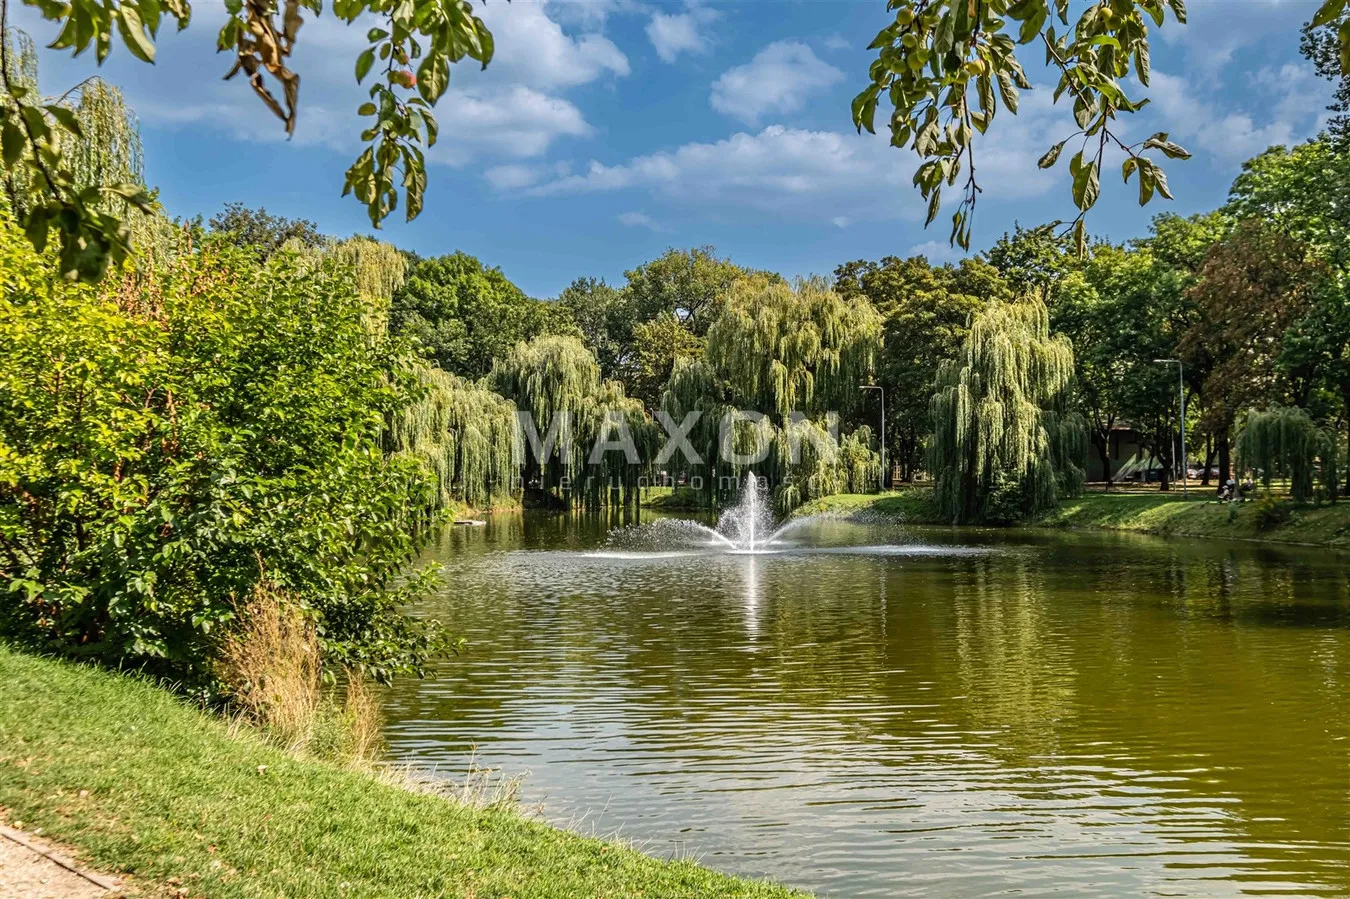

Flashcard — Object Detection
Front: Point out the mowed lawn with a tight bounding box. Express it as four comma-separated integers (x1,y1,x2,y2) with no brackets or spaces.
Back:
0,647,804,898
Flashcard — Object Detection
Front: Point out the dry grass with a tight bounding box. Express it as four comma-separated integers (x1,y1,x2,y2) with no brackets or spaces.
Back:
218,583,384,765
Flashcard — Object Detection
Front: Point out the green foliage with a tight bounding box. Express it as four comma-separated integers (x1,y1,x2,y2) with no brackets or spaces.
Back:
1253,493,1293,530
2,0,496,276
0,215,448,687
391,251,575,380
207,202,327,258
492,334,657,508
835,254,1005,479
628,313,703,411
1,29,153,280
1180,221,1325,422
929,298,1085,524
557,276,633,381
854,0,1191,251
1237,406,1339,504
662,276,884,511
623,246,771,337
389,364,518,512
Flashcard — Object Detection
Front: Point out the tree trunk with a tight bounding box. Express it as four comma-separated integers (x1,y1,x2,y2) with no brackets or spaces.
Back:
1092,433,1112,489
1201,433,1214,487
1218,433,1231,484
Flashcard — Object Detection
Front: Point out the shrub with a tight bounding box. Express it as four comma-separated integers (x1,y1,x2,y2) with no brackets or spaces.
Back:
1253,494,1292,531
0,218,449,688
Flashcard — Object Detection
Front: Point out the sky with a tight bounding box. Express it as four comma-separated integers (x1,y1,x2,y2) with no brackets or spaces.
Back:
12,0,1337,297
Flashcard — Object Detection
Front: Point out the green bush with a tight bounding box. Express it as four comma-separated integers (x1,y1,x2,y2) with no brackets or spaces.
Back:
0,219,449,687
1253,494,1292,531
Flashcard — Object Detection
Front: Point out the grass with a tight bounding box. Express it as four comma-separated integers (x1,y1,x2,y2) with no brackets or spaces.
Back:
1038,490,1350,547
0,646,804,898
793,489,937,522
797,487,1350,548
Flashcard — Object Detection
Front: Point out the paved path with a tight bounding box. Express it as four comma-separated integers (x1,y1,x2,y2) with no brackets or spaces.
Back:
0,825,117,898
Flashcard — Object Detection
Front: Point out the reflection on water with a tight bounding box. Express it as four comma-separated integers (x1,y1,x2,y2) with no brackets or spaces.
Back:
381,512,1350,897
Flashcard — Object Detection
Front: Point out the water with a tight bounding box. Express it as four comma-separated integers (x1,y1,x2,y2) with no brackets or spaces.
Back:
381,511,1350,897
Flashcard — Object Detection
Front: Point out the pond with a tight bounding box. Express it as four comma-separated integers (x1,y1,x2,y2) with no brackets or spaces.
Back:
380,509,1350,898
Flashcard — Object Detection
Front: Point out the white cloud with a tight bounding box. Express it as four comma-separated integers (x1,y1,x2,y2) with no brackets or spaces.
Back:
907,239,961,262
485,164,546,190
529,125,917,221
482,0,629,88
646,3,719,63
618,211,667,230
15,0,629,174
710,41,844,125
525,85,1064,224
1143,67,1329,163
823,34,851,51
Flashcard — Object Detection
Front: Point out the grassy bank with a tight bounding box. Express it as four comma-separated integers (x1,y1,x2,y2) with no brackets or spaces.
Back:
799,488,1350,548
0,647,802,898
1039,491,1350,547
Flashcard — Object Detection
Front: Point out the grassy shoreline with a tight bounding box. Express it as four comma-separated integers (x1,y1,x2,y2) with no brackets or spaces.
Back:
797,488,1350,549
0,647,803,898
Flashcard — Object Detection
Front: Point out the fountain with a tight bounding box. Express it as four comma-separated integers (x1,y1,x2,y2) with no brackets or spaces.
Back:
606,473,811,555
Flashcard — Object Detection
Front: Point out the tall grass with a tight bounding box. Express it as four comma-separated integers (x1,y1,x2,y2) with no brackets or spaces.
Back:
219,583,383,765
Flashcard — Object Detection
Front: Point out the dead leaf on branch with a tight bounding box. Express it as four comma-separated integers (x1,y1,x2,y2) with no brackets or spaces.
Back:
223,0,303,135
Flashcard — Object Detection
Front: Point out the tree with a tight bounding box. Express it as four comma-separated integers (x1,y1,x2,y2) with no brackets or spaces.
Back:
0,29,156,279
390,251,575,380
0,215,450,686
1237,406,1339,503
491,335,656,509
556,276,635,382
852,0,1350,251
984,223,1077,304
388,364,518,512
207,202,326,258
834,254,1005,480
627,313,703,412
1303,15,1350,148
661,276,883,510
1179,220,1325,470
623,247,770,337
929,298,1085,523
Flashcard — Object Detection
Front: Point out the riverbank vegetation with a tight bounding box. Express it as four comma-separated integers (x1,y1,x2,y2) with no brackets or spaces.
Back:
0,646,803,898
798,489,1350,549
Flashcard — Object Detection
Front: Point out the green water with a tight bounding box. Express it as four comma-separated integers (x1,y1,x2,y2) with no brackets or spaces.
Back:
381,512,1350,897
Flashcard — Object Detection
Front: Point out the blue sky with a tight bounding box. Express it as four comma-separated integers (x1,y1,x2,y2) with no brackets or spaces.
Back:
15,0,1335,297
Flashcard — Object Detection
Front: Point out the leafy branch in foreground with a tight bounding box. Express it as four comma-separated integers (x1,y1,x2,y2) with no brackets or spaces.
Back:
1,0,493,280
1,21,153,279
853,0,1202,252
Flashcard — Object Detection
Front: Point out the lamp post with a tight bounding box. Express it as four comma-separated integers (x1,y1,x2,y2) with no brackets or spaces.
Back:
859,384,886,490
1153,358,1186,496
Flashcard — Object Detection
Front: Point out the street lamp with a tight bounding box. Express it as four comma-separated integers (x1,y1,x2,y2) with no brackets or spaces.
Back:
859,384,886,490
1153,358,1187,496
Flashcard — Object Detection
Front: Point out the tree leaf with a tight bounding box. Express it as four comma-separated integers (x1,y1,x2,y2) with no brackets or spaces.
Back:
417,53,449,104
355,47,376,83
115,4,156,63
1038,140,1065,169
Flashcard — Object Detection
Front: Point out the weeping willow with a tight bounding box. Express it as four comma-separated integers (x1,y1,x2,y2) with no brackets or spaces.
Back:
661,276,884,511
1237,407,1339,503
929,298,1086,524
388,364,518,514
329,236,405,331
3,29,180,262
493,335,658,508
